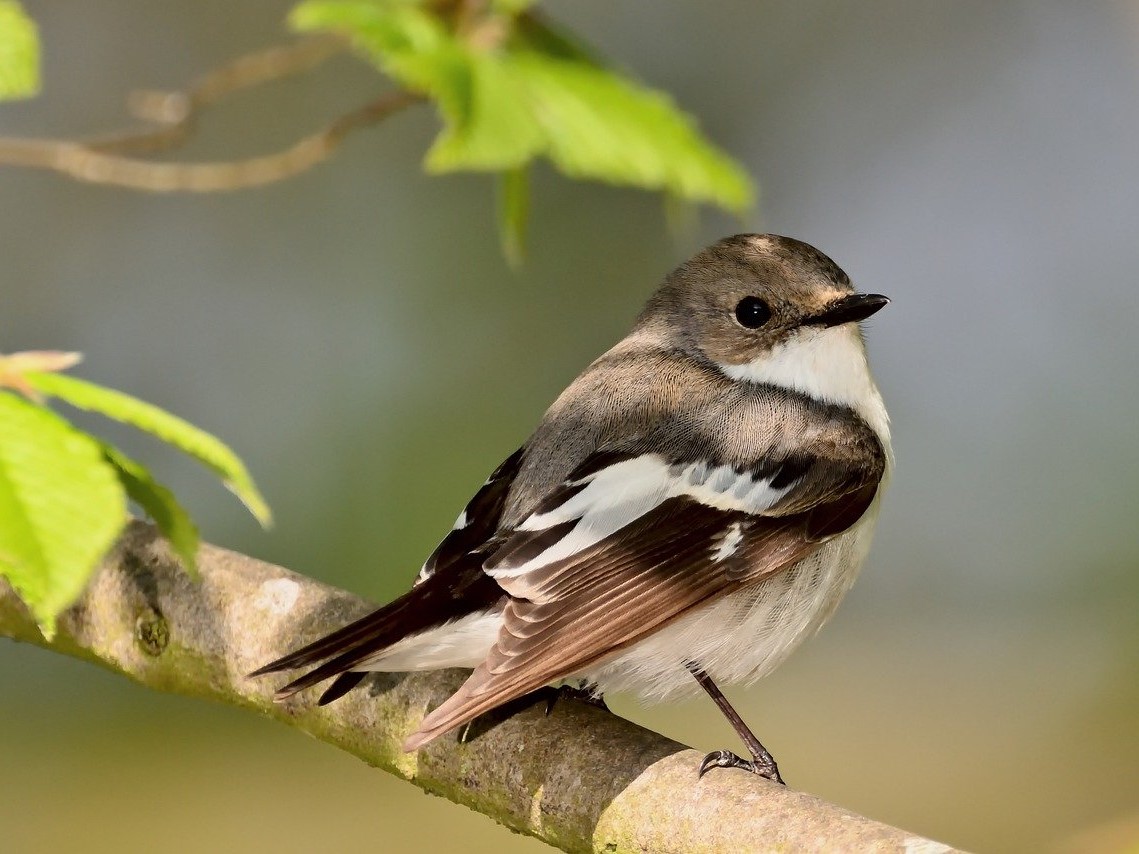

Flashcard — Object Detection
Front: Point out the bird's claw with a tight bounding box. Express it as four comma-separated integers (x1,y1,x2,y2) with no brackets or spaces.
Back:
698,749,785,785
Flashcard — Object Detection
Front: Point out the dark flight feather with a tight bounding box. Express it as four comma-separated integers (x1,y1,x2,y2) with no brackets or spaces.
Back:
248,446,525,692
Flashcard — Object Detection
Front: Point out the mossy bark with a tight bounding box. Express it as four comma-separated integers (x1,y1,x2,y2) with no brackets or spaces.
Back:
0,521,959,854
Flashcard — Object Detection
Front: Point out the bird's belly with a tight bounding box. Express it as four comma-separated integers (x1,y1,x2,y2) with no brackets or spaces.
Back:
580,508,880,701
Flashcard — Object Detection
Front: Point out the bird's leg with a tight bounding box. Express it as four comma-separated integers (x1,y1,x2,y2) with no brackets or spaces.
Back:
686,663,785,785
545,680,609,716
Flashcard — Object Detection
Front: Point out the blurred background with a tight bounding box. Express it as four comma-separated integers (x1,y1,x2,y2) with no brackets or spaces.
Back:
2,2,1138,852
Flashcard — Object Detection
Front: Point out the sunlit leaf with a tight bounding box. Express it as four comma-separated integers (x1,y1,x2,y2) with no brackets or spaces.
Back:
23,371,271,527
0,392,126,635
0,1,40,100
508,50,752,212
290,0,755,214
422,54,543,172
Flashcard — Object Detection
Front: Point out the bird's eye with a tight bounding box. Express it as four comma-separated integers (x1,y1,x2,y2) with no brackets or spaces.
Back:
734,296,771,329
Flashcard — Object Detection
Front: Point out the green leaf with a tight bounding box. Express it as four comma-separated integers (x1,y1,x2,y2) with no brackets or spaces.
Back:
511,12,599,66
292,3,531,169
423,54,544,172
0,1,40,100
22,371,272,527
289,1,755,214
0,391,127,635
497,165,529,268
101,443,199,577
292,3,474,123
507,50,753,212
290,2,452,76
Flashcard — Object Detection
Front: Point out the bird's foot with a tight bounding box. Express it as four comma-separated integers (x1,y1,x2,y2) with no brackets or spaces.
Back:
698,749,785,785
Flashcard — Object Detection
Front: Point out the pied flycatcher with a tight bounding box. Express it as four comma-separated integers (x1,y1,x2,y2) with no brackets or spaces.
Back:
252,234,891,784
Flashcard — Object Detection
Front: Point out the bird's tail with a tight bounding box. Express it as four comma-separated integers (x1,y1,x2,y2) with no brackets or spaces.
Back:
249,565,503,703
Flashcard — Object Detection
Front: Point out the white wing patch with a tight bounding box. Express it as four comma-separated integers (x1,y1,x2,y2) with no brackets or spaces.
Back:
711,521,744,562
486,454,798,579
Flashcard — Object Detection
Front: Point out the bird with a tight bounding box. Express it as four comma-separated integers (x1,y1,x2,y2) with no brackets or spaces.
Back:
251,234,891,784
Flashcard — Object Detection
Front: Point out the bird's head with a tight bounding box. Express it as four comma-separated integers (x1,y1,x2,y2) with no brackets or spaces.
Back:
634,234,890,439
643,233,888,370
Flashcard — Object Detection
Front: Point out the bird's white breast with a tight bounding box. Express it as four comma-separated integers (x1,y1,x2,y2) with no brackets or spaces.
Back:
719,323,891,447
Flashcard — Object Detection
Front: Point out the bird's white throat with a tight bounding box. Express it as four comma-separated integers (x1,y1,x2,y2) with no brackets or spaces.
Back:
718,324,890,444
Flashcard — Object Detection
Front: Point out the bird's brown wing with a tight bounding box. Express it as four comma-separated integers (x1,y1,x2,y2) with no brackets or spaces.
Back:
402,454,881,751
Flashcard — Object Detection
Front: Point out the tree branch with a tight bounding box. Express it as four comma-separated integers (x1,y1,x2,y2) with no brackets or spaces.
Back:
0,35,423,191
0,522,957,853
87,34,351,158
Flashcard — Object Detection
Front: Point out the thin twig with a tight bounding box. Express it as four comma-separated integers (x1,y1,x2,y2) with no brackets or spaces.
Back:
0,90,422,191
87,34,351,157
0,35,424,192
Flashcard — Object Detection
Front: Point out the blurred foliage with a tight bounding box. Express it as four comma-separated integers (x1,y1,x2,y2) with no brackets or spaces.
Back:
290,0,753,258
0,0,38,100
291,0,752,204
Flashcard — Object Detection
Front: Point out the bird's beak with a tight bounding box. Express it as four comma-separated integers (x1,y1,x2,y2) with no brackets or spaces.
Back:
808,293,890,328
